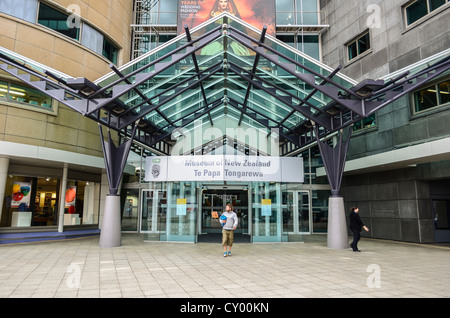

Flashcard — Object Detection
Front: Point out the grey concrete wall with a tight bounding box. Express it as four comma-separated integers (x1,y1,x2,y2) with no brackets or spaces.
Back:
341,167,436,243
320,0,450,82
347,95,450,161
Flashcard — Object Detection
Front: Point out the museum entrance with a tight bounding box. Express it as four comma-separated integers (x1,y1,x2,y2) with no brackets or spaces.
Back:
198,185,251,243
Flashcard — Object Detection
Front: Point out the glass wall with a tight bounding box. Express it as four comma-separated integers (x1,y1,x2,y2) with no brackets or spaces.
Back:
276,35,320,60
140,181,198,242
164,182,198,241
312,190,329,233
276,0,319,25
252,182,281,242
1,176,59,227
1,174,100,229
63,180,99,226
121,188,139,232
0,77,55,112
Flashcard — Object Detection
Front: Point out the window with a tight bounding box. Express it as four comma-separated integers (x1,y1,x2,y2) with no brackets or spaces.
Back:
159,0,177,24
347,32,371,62
103,38,119,65
38,2,80,40
0,78,54,110
413,79,450,113
353,113,376,132
276,0,319,25
405,0,449,26
37,2,119,64
82,24,119,65
2,176,59,228
0,0,38,23
275,34,320,60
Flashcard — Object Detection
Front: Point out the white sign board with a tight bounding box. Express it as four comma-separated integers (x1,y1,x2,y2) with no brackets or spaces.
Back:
146,155,303,183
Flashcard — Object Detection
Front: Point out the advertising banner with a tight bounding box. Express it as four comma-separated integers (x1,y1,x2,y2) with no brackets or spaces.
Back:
146,155,303,183
177,0,276,36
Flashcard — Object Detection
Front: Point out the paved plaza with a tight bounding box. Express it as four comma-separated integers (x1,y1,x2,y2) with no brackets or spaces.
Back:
0,234,448,299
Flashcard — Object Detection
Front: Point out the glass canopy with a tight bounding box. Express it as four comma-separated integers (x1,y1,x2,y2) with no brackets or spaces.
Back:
93,12,359,152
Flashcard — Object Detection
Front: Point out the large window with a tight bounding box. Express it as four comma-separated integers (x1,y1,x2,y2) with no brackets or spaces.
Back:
0,0,38,23
1,1,121,64
276,34,320,60
64,180,99,226
347,31,371,62
81,23,119,65
405,0,449,26
413,78,450,113
38,2,80,40
1,176,59,228
135,0,177,25
0,77,54,111
353,113,377,132
276,0,319,25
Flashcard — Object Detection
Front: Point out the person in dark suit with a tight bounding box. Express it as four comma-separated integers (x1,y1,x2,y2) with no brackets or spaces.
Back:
349,206,369,252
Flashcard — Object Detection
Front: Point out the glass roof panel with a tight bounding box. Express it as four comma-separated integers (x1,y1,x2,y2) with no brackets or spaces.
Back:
93,12,360,143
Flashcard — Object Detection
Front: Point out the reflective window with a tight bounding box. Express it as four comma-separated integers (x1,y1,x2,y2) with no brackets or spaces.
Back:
121,189,139,232
2,176,59,228
0,78,53,110
64,181,99,226
276,35,319,60
38,2,80,40
276,0,318,25
405,0,449,26
353,113,376,132
347,32,371,61
103,37,119,65
413,78,450,113
0,0,38,23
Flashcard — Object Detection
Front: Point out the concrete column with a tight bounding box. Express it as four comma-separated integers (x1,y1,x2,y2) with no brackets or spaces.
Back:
58,163,68,233
0,157,10,222
99,195,122,248
327,196,349,249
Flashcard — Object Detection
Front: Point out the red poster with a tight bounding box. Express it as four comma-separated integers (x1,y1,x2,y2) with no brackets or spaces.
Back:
178,0,276,36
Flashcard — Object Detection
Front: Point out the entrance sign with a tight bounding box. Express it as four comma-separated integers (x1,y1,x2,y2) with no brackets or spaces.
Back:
145,155,304,183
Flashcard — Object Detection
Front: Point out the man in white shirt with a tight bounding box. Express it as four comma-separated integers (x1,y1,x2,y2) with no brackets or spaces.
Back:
220,203,238,257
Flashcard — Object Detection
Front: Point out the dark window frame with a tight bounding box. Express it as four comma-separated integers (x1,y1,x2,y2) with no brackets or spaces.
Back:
404,0,450,27
346,31,371,62
412,77,450,114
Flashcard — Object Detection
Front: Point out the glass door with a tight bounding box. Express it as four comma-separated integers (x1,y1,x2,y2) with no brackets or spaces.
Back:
141,189,167,240
282,190,310,238
201,189,249,234
121,188,139,232
432,199,450,243
199,187,250,242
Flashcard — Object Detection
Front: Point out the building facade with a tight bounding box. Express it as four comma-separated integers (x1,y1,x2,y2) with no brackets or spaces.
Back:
319,0,450,243
0,0,134,234
1,0,449,244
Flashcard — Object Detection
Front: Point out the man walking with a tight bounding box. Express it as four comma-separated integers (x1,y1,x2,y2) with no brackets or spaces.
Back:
349,206,369,252
220,203,238,257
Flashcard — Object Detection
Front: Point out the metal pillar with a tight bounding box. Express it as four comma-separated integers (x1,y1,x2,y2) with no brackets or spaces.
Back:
98,124,136,248
314,125,352,249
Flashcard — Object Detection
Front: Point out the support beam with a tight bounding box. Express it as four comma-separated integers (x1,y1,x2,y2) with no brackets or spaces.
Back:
314,125,352,249
98,124,137,248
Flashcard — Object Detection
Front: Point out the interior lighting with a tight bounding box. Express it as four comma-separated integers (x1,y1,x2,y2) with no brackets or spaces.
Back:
0,88,26,96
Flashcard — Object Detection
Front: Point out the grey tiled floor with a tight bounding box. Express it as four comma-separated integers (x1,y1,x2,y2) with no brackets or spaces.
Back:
0,234,449,298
